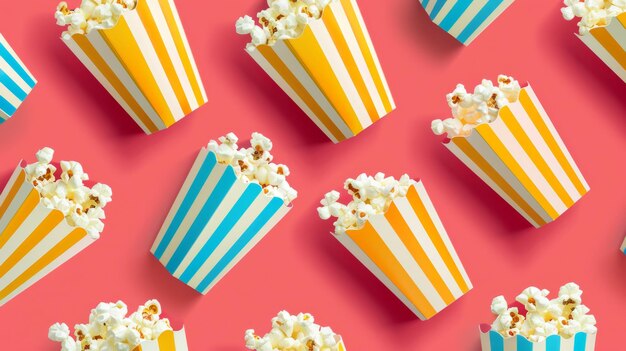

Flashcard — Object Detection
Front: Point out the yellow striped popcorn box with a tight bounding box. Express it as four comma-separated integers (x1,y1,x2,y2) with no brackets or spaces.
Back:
334,181,472,320
62,0,207,134
419,0,515,45
247,0,395,143
0,164,98,307
134,329,188,351
444,84,590,228
0,34,36,124
577,13,626,83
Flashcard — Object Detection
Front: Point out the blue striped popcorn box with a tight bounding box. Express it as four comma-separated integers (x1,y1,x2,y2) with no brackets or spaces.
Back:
0,163,99,307
576,13,626,83
0,34,36,124
479,324,597,351
419,0,515,45
247,0,395,143
621,235,626,255
135,328,188,351
151,148,292,294
62,0,207,134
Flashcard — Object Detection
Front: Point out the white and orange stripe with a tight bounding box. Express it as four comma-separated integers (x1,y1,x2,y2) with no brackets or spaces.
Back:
578,13,626,83
63,0,207,134
0,165,96,307
335,181,471,320
134,329,188,351
248,0,395,143
445,85,589,228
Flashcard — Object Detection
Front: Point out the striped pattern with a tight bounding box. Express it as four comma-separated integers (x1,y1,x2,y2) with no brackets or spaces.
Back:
480,326,597,351
63,0,207,134
445,85,589,228
621,235,626,255
0,34,36,123
248,0,395,143
151,149,292,294
0,166,94,307
134,328,188,351
335,181,471,320
578,13,626,83
419,0,514,45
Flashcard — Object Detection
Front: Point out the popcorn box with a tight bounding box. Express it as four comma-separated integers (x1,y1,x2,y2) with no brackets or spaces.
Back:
621,235,626,255
62,0,207,134
0,164,97,307
151,148,292,294
247,0,395,143
444,84,589,228
0,34,36,124
577,13,626,83
479,324,597,351
134,328,188,351
334,180,472,320
419,0,515,45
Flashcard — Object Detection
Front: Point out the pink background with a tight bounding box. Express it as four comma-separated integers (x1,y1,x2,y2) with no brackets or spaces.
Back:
0,0,624,350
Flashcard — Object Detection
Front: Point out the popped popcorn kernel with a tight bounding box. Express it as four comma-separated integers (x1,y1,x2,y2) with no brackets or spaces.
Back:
206,132,297,204
488,283,597,342
318,173,413,235
245,311,343,351
55,0,138,40
561,0,626,35
236,0,338,52
49,300,173,351
24,148,112,239
431,75,521,139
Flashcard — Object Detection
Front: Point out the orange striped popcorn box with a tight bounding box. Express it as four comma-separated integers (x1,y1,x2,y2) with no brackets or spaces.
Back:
0,34,36,124
333,181,472,320
444,84,590,228
0,164,99,307
134,329,188,351
419,0,515,45
577,12,626,83
61,0,207,134
246,0,395,143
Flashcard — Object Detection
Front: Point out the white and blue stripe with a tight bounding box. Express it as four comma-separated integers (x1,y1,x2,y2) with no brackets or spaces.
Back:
420,0,514,45
151,149,292,294
0,34,36,123
481,328,597,351
621,235,626,255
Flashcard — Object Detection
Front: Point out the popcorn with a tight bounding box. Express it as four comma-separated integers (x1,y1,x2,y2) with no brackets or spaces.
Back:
431,75,521,138
206,132,297,204
245,311,343,351
318,173,413,235
488,283,597,342
561,0,626,35
49,300,173,351
236,0,338,52
24,148,112,239
55,0,138,40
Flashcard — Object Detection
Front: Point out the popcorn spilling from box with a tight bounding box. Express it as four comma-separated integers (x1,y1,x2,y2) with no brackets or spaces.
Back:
431,75,521,139
207,132,297,204
24,147,112,239
236,0,336,52
488,283,597,342
49,300,172,351
245,311,344,351
318,173,412,235
561,0,626,35
55,0,137,39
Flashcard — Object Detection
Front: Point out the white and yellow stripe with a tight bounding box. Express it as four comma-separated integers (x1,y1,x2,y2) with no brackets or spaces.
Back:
578,13,626,83
248,0,395,143
63,0,207,134
445,85,589,228
0,165,96,307
134,329,188,351
335,181,471,320
0,34,36,123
